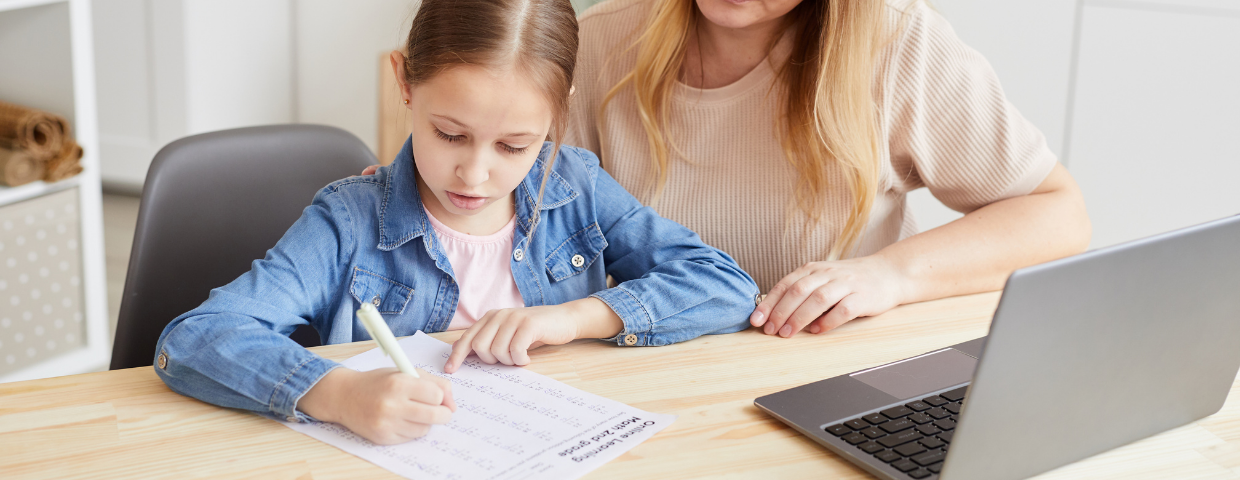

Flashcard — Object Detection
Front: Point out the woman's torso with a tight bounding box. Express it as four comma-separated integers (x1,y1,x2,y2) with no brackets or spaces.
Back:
568,0,1058,291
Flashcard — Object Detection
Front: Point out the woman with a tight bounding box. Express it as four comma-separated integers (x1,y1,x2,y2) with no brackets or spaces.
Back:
565,0,1090,337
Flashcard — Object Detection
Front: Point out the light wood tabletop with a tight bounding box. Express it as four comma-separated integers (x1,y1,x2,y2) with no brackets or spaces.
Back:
2,291,1238,479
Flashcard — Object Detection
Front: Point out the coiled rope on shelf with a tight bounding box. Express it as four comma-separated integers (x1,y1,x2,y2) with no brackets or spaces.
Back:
0,100,68,161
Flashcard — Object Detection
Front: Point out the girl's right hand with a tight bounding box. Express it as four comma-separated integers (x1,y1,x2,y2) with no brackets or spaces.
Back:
359,165,380,176
298,367,456,445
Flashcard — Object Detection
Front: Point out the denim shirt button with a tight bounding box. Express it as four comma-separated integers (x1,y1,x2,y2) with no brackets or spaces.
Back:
513,248,525,262
571,254,585,268
623,334,638,346
157,352,168,370
286,416,299,423
371,295,381,307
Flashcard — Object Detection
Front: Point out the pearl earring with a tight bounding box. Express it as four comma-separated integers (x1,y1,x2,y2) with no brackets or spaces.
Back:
403,99,409,105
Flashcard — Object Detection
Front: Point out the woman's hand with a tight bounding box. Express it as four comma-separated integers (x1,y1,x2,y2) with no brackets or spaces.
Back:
444,298,622,373
751,165,1089,339
359,165,380,176
750,255,913,337
297,367,456,445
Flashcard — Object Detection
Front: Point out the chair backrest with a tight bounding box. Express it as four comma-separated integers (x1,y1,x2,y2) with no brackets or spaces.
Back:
110,125,378,370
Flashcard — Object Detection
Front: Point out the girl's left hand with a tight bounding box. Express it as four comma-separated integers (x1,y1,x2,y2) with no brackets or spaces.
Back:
750,255,913,337
444,305,577,373
444,298,622,373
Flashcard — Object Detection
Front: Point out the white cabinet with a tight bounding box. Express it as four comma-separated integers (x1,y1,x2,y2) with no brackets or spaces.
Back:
1068,3,1240,248
0,0,109,382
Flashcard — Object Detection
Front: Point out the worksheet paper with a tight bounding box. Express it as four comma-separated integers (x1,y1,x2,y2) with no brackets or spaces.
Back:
282,332,675,480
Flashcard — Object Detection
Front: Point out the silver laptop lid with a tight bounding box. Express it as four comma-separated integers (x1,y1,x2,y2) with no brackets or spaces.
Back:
942,215,1240,480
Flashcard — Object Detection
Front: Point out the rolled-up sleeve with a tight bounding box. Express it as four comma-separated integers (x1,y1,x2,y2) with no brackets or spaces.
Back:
154,188,354,421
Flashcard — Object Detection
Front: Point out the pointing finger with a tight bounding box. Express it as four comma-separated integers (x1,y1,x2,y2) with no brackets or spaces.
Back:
445,325,481,373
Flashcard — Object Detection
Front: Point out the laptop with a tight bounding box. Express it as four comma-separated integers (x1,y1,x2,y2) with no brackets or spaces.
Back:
755,214,1240,480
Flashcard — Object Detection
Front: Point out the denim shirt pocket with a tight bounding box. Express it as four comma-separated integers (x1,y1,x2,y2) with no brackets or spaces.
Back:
349,267,414,314
545,223,608,282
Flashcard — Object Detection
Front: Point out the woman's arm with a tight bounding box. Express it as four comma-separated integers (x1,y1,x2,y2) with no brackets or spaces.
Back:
752,2,1092,337
753,163,1089,336
885,162,1089,304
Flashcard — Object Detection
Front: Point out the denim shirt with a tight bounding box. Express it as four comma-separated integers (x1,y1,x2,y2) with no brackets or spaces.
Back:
153,139,759,421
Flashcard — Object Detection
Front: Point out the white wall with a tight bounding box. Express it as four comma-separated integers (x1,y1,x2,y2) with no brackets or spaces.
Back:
1067,1,1240,248
182,0,294,134
294,0,417,154
92,0,149,157
910,0,1240,249
93,0,181,191
92,0,414,190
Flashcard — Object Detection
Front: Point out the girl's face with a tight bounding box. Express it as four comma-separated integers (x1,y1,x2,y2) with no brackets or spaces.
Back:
695,0,803,30
402,63,552,233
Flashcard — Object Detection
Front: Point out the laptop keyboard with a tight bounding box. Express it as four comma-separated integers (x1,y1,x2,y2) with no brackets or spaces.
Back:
823,385,968,479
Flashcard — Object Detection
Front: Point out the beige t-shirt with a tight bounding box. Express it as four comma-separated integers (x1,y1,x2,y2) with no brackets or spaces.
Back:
567,0,1057,291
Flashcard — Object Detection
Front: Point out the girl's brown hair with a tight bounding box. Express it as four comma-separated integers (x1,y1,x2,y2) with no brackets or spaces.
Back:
601,0,887,260
401,0,578,240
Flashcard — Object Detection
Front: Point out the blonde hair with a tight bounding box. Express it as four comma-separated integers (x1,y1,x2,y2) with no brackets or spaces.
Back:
600,0,886,260
403,0,578,241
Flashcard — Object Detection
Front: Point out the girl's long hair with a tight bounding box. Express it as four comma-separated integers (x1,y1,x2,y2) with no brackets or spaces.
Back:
600,0,885,260
402,0,578,242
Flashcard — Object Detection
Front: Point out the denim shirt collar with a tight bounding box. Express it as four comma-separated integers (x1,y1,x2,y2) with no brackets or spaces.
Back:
377,138,577,251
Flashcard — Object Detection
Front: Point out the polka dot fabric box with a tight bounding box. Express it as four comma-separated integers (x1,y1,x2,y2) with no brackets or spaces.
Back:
0,188,86,374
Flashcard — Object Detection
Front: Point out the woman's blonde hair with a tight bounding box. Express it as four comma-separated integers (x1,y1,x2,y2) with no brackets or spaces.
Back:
600,0,886,260
402,0,578,241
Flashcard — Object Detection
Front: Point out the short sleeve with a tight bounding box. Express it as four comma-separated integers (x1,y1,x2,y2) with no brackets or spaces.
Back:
882,2,1058,213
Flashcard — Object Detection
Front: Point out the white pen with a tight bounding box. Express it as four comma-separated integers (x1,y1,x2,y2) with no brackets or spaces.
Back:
356,303,419,378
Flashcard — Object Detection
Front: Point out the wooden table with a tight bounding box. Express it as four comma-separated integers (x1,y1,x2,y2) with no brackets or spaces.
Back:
3,292,1239,479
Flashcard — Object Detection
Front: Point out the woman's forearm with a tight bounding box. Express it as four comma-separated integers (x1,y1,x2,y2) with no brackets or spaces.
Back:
879,163,1091,305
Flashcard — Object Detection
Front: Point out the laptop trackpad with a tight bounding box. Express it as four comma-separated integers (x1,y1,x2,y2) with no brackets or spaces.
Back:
851,349,978,400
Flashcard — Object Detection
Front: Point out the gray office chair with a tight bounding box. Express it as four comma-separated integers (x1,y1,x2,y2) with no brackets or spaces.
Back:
110,125,379,370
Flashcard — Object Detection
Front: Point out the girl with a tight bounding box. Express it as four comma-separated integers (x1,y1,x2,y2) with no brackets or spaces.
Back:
153,0,757,446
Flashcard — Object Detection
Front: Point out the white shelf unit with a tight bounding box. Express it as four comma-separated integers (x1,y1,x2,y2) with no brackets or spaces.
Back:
0,0,109,382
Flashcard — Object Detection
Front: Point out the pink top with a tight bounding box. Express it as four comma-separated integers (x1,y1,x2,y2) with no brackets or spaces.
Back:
424,207,526,330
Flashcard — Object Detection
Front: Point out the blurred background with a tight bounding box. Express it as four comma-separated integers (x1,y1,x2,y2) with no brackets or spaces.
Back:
0,0,1237,381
